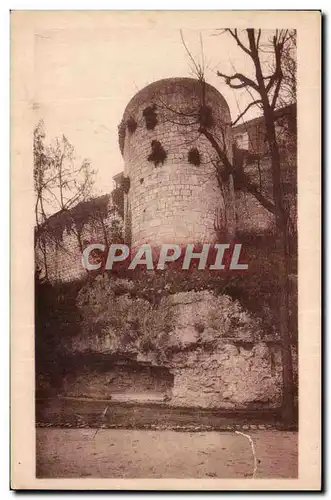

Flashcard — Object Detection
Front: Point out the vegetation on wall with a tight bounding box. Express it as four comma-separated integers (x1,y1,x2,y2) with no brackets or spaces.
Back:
188,147,201,166
77,277,177,361
143,104,158,130
36,194,117,248
118,118,126,155
111,176,130,222
148,140,167,167
121,176,131,194
76,274,268,362
111,188,125,219
126,116,137,133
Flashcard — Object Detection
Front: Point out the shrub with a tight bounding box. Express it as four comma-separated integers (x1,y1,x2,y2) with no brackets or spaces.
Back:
126,116,137,133
143,104,158,130
188,147,201,166
121,176,130,194
148,140,167,167
111,187,124,218
76,275,177,359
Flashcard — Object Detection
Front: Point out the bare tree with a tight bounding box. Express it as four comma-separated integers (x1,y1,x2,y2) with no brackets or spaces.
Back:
178,29,297,425
34,120,96,228
34,120,96,277
33,120,48,228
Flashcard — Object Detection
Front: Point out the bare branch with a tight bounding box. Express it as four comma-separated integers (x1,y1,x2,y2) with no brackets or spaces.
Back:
180,30,204,80
256,29,262,50
231,100,262,126
227,29,252,56
271,72,283,109
217,71,259,92
200,126,276,215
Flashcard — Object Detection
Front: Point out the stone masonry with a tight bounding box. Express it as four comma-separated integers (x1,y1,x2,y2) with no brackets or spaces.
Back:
35,194,122,283
118,77,233,247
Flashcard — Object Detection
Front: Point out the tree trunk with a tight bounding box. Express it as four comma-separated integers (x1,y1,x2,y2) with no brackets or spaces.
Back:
264,106,295,426
278,217,295,426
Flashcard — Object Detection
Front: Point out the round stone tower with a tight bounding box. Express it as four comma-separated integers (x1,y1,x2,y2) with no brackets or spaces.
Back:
118,77,233,247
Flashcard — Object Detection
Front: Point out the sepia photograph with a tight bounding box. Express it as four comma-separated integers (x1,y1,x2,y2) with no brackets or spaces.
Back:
10,10,321,490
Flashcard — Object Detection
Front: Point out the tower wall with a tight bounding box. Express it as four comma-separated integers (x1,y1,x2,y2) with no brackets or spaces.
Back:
118,78,232,247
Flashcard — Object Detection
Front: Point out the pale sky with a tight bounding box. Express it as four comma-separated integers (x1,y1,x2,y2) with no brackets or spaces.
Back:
33,18,269,197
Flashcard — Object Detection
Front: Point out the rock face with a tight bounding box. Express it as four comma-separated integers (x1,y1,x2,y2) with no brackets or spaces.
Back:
160,292,285,408
68,283,297,409
170,344,283,409
165,291,263,347
61,364,173,400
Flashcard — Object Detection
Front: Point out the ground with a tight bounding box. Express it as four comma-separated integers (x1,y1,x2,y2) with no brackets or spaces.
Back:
36,428,297,479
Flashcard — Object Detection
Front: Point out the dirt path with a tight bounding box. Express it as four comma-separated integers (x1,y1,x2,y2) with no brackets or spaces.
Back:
36,428,297,479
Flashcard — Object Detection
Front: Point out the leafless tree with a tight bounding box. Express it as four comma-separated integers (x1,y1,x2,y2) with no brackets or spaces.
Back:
34,120,96,228
34,120,96,277
179,28,297,425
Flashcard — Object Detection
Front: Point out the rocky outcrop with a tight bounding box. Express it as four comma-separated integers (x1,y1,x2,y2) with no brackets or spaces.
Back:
170,344,283,408
67,279,297,409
